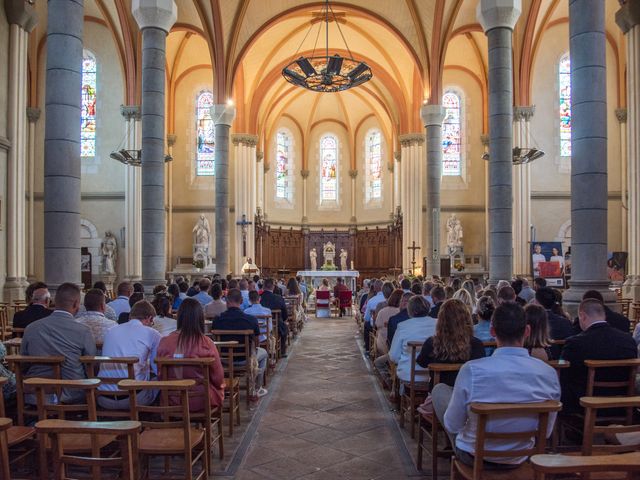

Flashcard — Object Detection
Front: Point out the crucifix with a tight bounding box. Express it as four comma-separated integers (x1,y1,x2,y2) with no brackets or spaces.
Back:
236,214,253,257
407,241,420,276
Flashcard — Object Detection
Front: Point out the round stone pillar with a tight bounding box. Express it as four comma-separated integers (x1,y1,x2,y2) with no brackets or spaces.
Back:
421,104,445,277
132,0,177,292
43,0,83,291
212,104,236,277
564,0,615,308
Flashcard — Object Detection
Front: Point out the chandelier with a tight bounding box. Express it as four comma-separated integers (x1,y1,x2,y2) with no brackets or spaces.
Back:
110,149,173,167
481,147,545,165
282,0,372,93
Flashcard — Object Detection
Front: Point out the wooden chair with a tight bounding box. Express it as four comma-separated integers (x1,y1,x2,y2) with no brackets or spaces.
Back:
0,417,11,480
416,363,462,477
284,296,300,337
6,354,65,425
80,356,138,419
155,356,224,465
254,314,276,382
399,341,429,439
210,329,256,407
10,327,25,338
119,379,208,480
585,359,640,424
0,304,9,341
337,290,353,317
315,290,331,318
580,396,640,456
35,419,141,480
450,400,562,480
0,377,37,478
270,309,283,354
531,451,640,479
214,341,241,436
3,336,21,355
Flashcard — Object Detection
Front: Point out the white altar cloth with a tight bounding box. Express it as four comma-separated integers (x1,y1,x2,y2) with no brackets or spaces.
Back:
296,270,360,292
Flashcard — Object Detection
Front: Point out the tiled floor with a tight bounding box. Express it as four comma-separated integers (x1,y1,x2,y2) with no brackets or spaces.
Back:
226,316,435,479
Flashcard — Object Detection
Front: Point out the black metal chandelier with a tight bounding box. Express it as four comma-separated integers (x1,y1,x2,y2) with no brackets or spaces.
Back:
282,0,372,93
481,147,545,165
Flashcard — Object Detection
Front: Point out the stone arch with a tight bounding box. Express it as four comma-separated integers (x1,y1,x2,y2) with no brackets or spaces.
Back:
555,219,572,250
80,218,102,277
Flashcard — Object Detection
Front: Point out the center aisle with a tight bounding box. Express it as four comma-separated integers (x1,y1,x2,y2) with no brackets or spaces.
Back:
231,316,429,480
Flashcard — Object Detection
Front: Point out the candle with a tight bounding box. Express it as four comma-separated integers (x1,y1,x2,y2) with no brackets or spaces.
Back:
350,260,354,270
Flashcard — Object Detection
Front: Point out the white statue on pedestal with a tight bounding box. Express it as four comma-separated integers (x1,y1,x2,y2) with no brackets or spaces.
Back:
100,231,117,274
446,213,463,253
323,242,336,268
192,214,211,264
310,248,318,270
340,249,348,271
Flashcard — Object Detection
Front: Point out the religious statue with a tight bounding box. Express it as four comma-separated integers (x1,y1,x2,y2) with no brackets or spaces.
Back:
340,249,348,271
323,242,336,268
446,213,463,253
100,231,117,274
193,214,211,246
310,248,318,270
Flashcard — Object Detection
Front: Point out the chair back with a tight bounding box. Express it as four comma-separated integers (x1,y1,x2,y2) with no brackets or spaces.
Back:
23,378,101,421
35,419,140,480
6,355,65,425
585,358,640,423
580,396,640,456
0,305,9,341
80,356,138,418
338,290,352,308
466,400,562,480
0,417,12,480
209,329,254,364
316,290,331,305
0,377,8,417
531,451,640,478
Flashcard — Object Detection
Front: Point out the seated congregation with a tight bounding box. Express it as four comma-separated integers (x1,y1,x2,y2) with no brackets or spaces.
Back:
359,275,640,478
0,274,308,479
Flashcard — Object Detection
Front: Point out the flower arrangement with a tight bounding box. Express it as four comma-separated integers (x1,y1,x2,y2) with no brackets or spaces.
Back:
453,261,465,272
193,259,205,269
320,263,337,271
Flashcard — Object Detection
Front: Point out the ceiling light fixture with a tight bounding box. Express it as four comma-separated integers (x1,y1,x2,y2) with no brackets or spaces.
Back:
281,0,372,92
481,147,545,165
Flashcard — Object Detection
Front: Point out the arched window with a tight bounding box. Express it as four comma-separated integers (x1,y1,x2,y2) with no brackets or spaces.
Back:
196,91,215,176
559,52,571,157
81,50,97,158
365,129,382,201
442,91,462,176
320,134,338,202
276,131,291,199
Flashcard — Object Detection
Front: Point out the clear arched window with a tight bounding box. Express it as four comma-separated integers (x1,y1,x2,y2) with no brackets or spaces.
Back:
442,91,462,176
559,53,571,157
366,129,382,201
196,91,215,176
276,131,291,199
81,50,97,158
320,134,338,202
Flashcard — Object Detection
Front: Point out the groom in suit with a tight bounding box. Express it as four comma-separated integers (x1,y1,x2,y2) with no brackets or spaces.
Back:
260,278,289,357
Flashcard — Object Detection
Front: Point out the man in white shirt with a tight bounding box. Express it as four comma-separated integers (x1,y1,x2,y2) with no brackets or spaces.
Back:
75,288,116,344
388,296,436,382
432,302,560,468
98,300,161,410
532,244,546,277
244,290,273,343
193,278,213,305
108,281,133,317
239,279,251,310
363,279,385,351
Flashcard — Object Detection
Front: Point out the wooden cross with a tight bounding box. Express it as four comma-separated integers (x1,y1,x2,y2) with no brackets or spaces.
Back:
236,214,253,257
407,241,420,276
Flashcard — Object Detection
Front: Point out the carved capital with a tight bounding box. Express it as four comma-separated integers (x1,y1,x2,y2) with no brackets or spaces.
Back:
394,151,401,162
231,133,258,146
120,105,141,121
4,0,37,32
211,104,236,126
264,163,270,173
480,134,490,146
300,169,310,178
26,107,40,123
513,105,535,122
420,104,445,126
399,133,425,147
616,0,640,33
167,134,177,147
348,169,358,179
132,0,177,33
615,108,628,123
256,151,264,162
477,0,522,32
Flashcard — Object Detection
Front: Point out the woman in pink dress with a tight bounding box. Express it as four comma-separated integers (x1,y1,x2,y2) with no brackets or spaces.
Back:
157,298,225,410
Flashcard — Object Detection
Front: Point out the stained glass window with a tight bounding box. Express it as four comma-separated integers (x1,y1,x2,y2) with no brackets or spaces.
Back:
559,53,571,157
276,131,290,199
366,130,382,200
320,135,338,202
81,50,97,158
442,91,462,176
196,91,215,175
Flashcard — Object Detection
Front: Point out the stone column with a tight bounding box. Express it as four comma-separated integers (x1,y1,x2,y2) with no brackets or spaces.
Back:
349,169,358,224
421,105,445,277
618,1,640,301
477,0,521,284
43,0,83,291
564,0,614,308
301,169,309,224
211,104,236,276
4,0,36,298
512,106,535,277
616,109,628,253
481,134,490,265
26,107,40,282
393,151,401,213
132,0,176,291
121,105,142,281
232,134,258,274
166,133,176,270
399,134,425,273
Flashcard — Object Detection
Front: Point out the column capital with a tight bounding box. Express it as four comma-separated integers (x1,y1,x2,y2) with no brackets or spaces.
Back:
480,134,490,146
348,169,358,179
399,133,425,147
132,0,177,33
477,0,522,32
4,0,38,32
387,163,394,173
256,151,264,162
300,169,310,178
120,105,141,121
615,108,628,123
231,133,258,146
167,133,177,146
26,107,40,123
513,105,535,122
616,0,640,34
394,151,401,161
420,104,445,126
211,104,236,127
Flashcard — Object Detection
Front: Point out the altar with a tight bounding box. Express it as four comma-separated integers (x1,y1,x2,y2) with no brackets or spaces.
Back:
296,270,360,292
